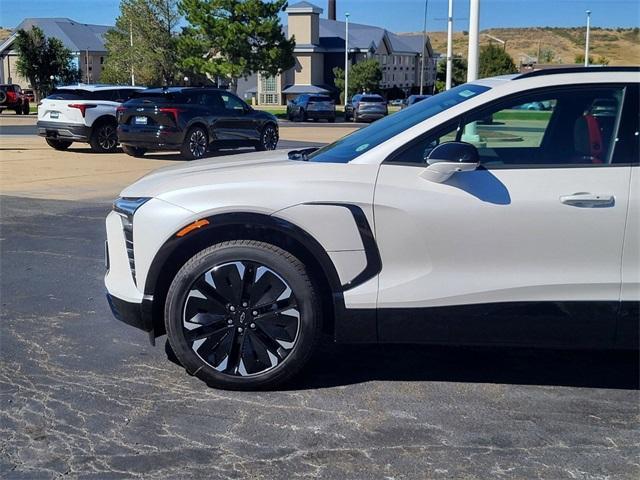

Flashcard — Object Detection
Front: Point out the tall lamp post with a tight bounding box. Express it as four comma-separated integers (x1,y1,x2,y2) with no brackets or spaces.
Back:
445,0,454,90
419,0,428,95
344,12,350,107
464,0,480,141
584,10,591,67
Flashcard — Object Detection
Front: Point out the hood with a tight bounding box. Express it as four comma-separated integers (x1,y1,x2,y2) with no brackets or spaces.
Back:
121,149,295,198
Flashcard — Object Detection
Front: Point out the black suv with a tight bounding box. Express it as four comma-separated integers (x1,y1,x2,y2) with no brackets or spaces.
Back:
286,94,336,122
117,87,279,160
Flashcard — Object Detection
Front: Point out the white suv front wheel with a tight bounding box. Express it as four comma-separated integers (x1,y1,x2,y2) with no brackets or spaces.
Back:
164,240,321,390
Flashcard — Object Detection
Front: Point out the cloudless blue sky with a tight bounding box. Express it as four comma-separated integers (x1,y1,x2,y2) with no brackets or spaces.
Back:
1,0,639,31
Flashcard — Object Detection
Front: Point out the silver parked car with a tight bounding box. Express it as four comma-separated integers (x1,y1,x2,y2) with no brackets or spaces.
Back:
344,94,388,122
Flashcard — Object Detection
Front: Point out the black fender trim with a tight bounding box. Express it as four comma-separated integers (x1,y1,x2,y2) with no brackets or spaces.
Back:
303,202,382,291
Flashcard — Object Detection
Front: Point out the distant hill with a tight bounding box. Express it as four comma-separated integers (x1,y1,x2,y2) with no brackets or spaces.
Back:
0,28,12,42
402,27,640,66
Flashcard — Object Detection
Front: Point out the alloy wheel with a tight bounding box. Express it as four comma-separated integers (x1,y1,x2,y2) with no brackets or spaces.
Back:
182,261,301,377
98,124,118,151
262,126,278,150
189,129,207,158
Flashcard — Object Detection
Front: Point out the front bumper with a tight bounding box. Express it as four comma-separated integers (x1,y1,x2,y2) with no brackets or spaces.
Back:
37,121,90,141
106,293,154,332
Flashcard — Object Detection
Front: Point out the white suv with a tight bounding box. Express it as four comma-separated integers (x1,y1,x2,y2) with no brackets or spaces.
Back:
37,84,145,152
105,68,639,390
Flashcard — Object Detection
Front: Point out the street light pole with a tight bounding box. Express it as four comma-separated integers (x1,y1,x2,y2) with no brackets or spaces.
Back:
467,0,480,83
420,0,428,95
584,10,591,67
464,0,480,141
130,19,135,86
445,0,454,90
344,13,350,106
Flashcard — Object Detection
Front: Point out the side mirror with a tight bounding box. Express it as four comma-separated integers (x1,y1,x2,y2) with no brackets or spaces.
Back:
420,141,480,183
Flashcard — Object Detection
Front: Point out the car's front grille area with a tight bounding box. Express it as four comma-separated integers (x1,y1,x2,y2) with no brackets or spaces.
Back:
120,215,136,282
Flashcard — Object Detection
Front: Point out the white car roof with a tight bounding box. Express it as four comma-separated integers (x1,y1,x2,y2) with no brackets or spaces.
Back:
55,84,146,91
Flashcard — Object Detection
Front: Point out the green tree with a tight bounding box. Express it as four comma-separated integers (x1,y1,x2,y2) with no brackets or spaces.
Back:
333,59,382,103
539,48,556,63
479,43,517,78
101,0,180,86
14,26,80,100
574,53,595,64
178,0,295,92
435,57,467,92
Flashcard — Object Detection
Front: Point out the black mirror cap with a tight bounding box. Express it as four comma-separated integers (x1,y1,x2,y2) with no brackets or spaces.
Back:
427,141,479,164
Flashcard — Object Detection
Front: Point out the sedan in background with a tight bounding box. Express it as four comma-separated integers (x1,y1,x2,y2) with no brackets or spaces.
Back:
117,87,279,160
344,94,388,122
287,94,336,122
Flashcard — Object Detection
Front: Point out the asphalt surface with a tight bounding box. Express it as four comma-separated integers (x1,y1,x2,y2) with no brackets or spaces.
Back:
1,195,638,479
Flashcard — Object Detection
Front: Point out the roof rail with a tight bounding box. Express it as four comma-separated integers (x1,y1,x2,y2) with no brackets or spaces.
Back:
516,66,640,79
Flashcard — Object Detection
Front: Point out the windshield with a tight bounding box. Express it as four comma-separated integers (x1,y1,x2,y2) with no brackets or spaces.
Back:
309,84,490,163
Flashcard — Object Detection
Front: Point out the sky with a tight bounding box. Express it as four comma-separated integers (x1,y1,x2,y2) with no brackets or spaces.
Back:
1,0,639,32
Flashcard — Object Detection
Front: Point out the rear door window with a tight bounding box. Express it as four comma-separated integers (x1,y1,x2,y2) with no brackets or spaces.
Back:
220,93,246,112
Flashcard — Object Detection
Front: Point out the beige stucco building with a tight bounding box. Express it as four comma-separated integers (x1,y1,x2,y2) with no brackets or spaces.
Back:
250,1,436,105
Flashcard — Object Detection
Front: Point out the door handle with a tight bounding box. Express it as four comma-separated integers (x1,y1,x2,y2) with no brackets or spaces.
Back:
560,193,615,207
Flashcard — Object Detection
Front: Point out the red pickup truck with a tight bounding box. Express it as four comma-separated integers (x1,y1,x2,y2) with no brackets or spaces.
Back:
0,84,30,115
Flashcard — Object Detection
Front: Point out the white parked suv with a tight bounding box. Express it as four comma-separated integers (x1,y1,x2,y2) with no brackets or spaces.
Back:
37,84,145,152
105,67,639,390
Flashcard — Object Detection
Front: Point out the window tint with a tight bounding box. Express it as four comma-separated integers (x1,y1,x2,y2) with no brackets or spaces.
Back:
612,84,639,165
309,96,331,102
360,95,384,102
47,89,89,100
220,93,246,111
309,84,490,163
128,91,187,104
388,85,625,168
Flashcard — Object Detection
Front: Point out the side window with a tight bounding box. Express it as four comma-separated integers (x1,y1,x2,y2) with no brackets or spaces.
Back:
220,93,246,112
461,86,624,167
202,92,224,110
387,85,626,168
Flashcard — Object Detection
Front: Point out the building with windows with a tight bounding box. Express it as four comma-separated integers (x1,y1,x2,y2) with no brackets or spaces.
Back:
0,18,110,88
253,1,436,105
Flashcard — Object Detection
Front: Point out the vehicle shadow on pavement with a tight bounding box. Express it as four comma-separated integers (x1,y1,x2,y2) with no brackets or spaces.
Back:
287,341,639,391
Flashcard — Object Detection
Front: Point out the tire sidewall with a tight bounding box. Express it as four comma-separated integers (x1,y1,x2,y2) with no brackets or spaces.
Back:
260,124,278,151
165,242,319,389
181,126,208,160
91,122,118,153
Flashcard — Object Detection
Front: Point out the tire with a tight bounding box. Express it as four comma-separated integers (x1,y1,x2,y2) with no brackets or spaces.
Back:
181,125,208,160
89,121,118,153
255,123,278,151
22,102,29,115
328,117,335,123
164,240,321,390
122,145,147,157
45,138,72,150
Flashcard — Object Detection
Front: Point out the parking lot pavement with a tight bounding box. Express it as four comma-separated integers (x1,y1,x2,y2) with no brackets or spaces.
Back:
1,194,638,479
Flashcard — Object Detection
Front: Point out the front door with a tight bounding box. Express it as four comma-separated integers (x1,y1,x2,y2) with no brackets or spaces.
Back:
373,84,632,347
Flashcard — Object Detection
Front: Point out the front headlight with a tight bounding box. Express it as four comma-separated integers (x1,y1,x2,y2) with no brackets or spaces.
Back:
113,197,150,282
113,197,151,218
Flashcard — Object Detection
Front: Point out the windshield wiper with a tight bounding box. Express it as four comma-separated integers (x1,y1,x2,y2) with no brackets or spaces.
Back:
288,147,319,161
